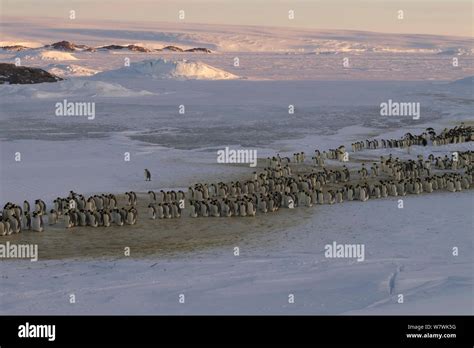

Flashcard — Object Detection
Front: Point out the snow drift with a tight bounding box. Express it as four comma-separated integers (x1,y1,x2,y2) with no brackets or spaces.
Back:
15,50,78,61
99,58,239,80
0,79,153,98
47,64,100,77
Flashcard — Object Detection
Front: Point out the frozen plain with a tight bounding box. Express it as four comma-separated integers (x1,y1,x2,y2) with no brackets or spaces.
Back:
0,19,472,314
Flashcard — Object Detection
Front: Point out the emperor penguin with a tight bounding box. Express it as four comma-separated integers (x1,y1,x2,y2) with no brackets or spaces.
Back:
359,187,368,202
200,203,209,217
269,196,277,212
23,212,31,230
103,211,111,227
64,213,74,228
239,201,247,217
13,205,22,222
148,204,157,219
32,212,44,232
39,199,46,215
335,190,343,204
189,202,198,218
163,204,171,219
222,200,232,217
9,216,21,233
114,209,124,226
247,200,256,216
259,198,268,213
78,210,87,226
346,186,354,201
454,177,462,192
49,209,59,225
23,200,30,214
3,220,12,235
317,190,324,205
156,204,165,219
89,212,99,227
327,190,336,204
171,203,181,218
209,202,219,217
145,168,151,181
126,209,136,225
305,193,313,207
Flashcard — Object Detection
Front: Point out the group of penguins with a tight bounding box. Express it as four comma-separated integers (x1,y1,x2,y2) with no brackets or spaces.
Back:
0,191,141,235
1,124,472,234
178,150,472,217
51,191,139,228
352,124,472,152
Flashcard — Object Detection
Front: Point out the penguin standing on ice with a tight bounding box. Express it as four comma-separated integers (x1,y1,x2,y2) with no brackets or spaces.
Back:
145,169,151,181
8,215,21,233
103,211,111,227
49,209,59,225
189,202,198,218
148,204,157,219
113,209,124,226
64,213,74,228
23,200,30,214
148,191,156,203
32,212,44,232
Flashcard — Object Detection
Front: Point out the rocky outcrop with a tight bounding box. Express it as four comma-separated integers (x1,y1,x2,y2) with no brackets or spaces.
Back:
0,63,63,84
184,47,212,53
162,45,184,52
0,45,31,52
127,45,152,52
2,41,212,54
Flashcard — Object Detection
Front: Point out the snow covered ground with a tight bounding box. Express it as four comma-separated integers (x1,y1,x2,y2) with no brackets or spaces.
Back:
0,18,472,315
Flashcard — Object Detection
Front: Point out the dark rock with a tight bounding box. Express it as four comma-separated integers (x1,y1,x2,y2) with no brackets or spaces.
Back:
185,47,212,53
127,45,152,52
1,45,31,52
99,44,126,50
0,63,63,84
49,41,77,51
162,45,184,52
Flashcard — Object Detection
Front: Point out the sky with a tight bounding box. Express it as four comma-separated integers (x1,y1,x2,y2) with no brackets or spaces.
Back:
1,0,473,37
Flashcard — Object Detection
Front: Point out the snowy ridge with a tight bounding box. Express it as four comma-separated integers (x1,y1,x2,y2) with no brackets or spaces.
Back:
47,64,100,77
99,58,240,80
15,50,78,61
0,79,153,98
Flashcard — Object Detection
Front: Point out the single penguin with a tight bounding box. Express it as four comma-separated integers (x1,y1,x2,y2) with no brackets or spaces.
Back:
148,204,156,219
145,168,151,181
32,213,44,232
49,209,59,225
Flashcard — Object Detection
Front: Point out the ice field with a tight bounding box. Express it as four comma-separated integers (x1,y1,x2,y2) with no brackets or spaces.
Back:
0,19,472,314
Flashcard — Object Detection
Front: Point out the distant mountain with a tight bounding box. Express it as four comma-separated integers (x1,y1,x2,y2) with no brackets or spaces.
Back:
2,41,212,54
0,63,63,84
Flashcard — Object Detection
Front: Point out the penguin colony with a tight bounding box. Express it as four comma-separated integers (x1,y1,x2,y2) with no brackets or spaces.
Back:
1,124,472,235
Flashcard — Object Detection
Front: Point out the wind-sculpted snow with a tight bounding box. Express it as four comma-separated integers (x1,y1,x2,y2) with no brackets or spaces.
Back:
0,79,153,98
15,49,78,61
98,58,240,80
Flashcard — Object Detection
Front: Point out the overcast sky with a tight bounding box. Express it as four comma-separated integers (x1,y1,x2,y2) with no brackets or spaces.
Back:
2,0,472,37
